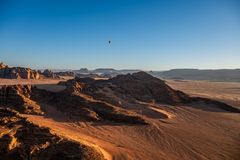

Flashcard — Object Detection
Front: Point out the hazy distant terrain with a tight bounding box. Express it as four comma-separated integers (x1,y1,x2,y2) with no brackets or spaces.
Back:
27,67,240,82
151,69,240,82
55,68,240,82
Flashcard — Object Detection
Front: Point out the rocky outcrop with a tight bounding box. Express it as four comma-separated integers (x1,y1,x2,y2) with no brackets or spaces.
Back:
33,85,148,124
55,71,75,77
0,83,147,124
42,69,60,79
109,71,189,104
1,72,239,127
76,73,101,79
0,108,104,160
0,63,40,79
0,63,8,69
0,85,43,115
69,71,189,105
189,97,240,113
66,71,240,113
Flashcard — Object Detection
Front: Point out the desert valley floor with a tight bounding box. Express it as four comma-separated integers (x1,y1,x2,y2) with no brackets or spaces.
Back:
0,75,240,160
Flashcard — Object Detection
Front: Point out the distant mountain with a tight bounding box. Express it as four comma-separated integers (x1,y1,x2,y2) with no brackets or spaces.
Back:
92,68,116,74
151,69,240,82
3,61,239,82
73,68,89,74
73,68,140,78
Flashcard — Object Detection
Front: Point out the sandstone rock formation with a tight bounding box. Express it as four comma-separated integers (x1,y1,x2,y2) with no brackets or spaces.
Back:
0,83,147,124
0,85,43,115
1,72,239,126
0,108,104,160
109,71,189,104
0,62,8,69
76,73,101,79
0,63,40,79
66,71,190,105
66,71,240,113
36,83,148,124
42,69,60,79
55,71,75,77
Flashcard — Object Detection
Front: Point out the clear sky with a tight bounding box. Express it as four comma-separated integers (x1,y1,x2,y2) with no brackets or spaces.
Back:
0,0,239,70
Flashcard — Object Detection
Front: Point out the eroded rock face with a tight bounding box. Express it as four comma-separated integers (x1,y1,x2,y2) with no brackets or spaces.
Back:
0,63,8,69
0,85,43,115
109,71,190,104
34,87,148,124
55,71,75,77
69,71,190,105
0,63,40,79
0,108,104,160
0,83,148,124
42,69,60,79
76,73,101,79
66,71,240,113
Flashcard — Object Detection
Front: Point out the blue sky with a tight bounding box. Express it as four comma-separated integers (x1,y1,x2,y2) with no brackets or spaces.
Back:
0,0,239,70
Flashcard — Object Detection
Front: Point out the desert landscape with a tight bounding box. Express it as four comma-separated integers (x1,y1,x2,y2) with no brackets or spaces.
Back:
1,0,240,159
1,63,240,160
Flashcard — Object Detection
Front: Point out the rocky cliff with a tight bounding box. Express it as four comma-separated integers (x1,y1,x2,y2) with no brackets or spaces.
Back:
0,85,43,115
42,69,60,79
0,63,41,79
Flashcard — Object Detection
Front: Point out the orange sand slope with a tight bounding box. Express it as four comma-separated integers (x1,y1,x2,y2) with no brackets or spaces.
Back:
24,103,240,160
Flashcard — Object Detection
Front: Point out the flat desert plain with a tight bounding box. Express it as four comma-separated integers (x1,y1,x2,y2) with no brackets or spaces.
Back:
0,78,61,86
166,79,240,109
